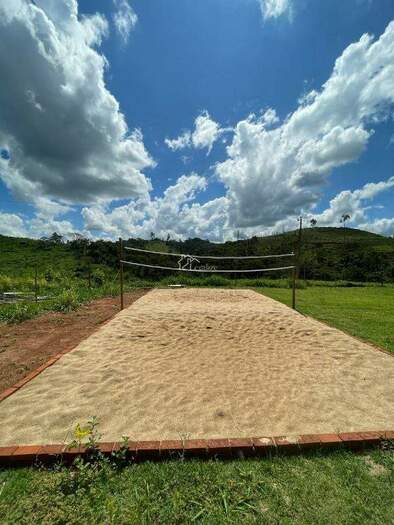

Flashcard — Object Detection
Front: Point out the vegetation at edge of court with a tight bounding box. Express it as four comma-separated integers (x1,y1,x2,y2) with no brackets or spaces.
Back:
0,445,393,524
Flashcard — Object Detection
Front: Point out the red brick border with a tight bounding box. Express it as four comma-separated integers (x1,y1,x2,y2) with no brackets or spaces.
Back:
0,289,153,405
0,351,70,404
0,431,392,466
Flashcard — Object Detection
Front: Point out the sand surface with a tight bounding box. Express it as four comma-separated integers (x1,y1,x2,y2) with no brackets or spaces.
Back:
0,288,393,446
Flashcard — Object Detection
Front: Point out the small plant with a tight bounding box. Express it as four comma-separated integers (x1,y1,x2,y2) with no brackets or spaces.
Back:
53,288,80,312
68,416,102,452
56,455,109,496
91,268,106,287
0,302,40,323
67,417,131,468
110,436,130,467
0,274,13,292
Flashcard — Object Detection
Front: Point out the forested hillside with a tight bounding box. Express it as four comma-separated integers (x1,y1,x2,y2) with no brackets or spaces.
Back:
1,227,393,283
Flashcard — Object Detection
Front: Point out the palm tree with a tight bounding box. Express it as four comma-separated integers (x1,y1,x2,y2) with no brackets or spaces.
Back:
340,213,351,280
340,213,350,228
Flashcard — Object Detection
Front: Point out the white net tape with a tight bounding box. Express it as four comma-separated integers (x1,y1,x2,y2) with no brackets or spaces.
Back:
124,246,294,260
121,260,295,273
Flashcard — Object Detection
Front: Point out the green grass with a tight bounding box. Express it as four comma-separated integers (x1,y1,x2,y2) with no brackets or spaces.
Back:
257,285,394,353
0,449,393,524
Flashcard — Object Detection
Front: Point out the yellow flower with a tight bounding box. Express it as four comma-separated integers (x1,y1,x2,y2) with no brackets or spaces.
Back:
74,423,90,442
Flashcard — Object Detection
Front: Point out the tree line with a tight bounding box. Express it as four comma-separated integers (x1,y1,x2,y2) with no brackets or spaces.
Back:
37,226,394,284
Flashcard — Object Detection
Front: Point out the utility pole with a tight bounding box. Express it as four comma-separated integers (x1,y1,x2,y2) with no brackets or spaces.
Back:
119,237,124,310
34,263,38,304
292,265,296,310
83,243,92,289
296,216,303,279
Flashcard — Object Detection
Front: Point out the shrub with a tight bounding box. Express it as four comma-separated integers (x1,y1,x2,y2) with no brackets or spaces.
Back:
200,275,230,287
0,274,13,292
91,268,106,287
287,278,307,289
0,302,40,323
53,289,80,312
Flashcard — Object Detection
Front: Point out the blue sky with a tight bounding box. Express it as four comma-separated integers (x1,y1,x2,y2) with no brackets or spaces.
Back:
0,0,393,240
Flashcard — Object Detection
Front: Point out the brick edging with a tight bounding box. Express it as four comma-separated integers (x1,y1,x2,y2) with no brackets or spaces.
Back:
1,431,393,466
0,289,153,405
0,351,70,404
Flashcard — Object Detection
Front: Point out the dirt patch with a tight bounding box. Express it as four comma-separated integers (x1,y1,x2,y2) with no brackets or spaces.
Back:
0,290,148,393
364,455,387,476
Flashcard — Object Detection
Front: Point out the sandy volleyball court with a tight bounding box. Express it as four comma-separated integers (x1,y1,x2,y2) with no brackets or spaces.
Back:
0,288,393,446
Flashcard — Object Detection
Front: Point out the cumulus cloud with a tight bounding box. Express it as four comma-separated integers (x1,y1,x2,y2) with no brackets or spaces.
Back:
1,6,393,243
0,0,154,211
358,217,394,236
81,23,394,242
215,21,394,230
113,0,138,44
165,111,227,155
259,0,292,21
191,111,224,153
81,173,221,240
165,131,192,152
79,173,394,242
307,177,394,228
0,209,78,239
0,212,28,238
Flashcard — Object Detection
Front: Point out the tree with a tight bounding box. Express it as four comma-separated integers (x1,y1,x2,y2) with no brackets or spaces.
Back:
49,232,63,244
310,218,317,227
340,214,351,280
72,233,89,244
340,213,350,227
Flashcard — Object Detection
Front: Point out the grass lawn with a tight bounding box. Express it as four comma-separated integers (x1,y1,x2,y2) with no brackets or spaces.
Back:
1,449,393,524
258,285,394,354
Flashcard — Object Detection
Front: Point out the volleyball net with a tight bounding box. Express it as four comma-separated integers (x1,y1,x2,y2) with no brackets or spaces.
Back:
118,240,297,310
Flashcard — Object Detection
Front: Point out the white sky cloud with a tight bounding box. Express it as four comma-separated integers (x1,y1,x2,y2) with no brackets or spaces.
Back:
81,174,214,240
113,0,138,44
165,132,192,152
191,111,224,153
214,21,394,230
358,217,394,236
0,0,154,211
0,212,28,238
307,177,394,227
78,173,394,242
0,4,393,242
165,111,228,155
259,0,292,21
128,22,394,241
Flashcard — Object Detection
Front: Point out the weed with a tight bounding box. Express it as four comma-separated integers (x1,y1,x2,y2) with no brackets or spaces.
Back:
52,289,80,312
0,302,41,323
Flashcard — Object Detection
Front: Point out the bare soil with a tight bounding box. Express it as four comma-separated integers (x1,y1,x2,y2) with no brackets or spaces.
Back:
0,290,148,393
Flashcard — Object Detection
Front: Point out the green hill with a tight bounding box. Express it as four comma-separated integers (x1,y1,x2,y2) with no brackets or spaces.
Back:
0,235,77,277
1,227,393,283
